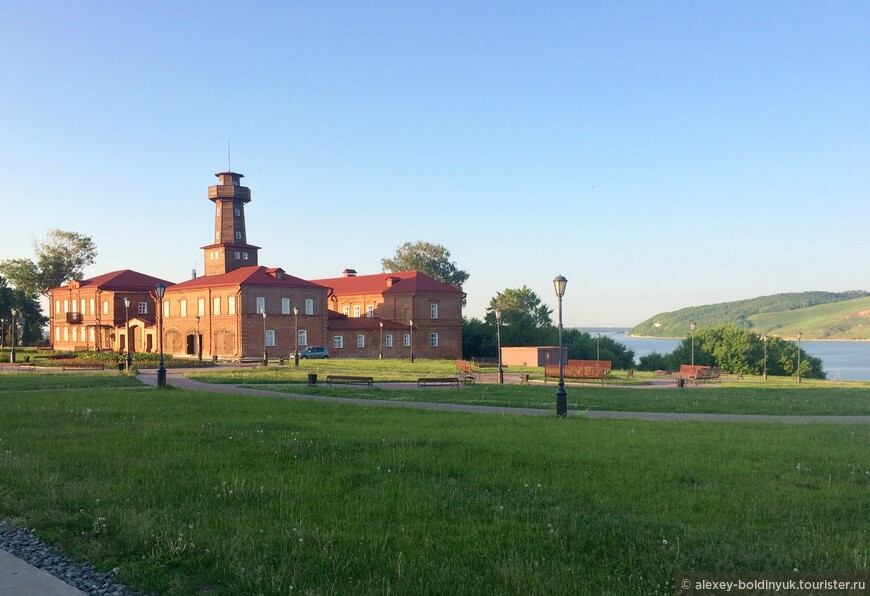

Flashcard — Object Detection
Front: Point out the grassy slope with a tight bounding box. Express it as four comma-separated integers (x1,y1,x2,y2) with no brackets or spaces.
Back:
1,384,869,595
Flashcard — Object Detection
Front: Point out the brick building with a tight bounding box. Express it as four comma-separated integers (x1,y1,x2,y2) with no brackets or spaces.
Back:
48,170,464,360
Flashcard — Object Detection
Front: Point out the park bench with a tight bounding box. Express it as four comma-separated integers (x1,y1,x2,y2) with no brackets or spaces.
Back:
455,359,479,382
417,377,461,388
326,375,374,388
675,364,721,386
544,363,608,385
60,362,106,371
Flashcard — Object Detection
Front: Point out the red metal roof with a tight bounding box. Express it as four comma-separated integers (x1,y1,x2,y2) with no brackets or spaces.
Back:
169,266,326,291
52,270,176,292
312,270,462,296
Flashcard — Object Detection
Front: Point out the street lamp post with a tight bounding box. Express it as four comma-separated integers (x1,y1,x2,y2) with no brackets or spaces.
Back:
595,332,600,361
9,308,17,363
124,297,132,370
762,335,768,381
553,275,568,417
495,308,504,384
690,322,697,365
293,306,300,366
155,284,167,387
796,332,802,384
262,311,268,366
409,319,415,363
379,321,384,360
195,316,201,361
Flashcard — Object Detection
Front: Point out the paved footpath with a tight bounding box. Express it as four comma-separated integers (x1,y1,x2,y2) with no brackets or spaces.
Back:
0,550,85,596
137,368,870,425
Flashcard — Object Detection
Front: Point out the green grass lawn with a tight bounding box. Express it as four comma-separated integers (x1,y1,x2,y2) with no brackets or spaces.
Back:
1,375,869,595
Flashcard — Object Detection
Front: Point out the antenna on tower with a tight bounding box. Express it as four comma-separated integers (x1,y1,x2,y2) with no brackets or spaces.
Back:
227,140,231,172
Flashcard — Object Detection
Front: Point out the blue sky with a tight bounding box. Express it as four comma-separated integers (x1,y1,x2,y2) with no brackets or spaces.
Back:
2,1,868,326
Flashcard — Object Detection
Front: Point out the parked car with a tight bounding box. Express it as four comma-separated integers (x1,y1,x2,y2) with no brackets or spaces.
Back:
296,346,329,359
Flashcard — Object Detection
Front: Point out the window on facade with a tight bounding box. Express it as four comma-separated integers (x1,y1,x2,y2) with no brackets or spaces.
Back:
89,328,95,342
213,297,221,315
431,303,439,319
282,298,291,315
163,301,170,317
353,305,361,318
366,305,374,318
342,305,350,316
103,301,109,315
256,297,265,314
180,300,187,317
298,329,308,346
403,333,411,347
198,298,206,316
235,231,242,240
72,328,77,342
235,251,241,259
138,302,148,315
63,299,69,313
234,208,241,217
385,334,393,348
305,299,313,315
81,299,86,314
55,301,61,314
243,252,249,260
215,231,221,242
63,327,68,341
55,327,60,341
228,296,236,315
89,299,95,315
430,332,439,347
333,336,344,349
265,329,275,347
357,335,365,348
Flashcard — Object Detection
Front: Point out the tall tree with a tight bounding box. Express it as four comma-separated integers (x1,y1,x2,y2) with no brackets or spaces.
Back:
486,286,553,346
0,229,97,297
382,241,469,287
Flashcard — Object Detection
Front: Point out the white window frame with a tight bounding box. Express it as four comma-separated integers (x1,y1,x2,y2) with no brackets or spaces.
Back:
265,329,275,347
180,300,188,317
282,298,291,315
102,301,109,315
213,297,221,315
342,305,350,317
305,299,314,315
63,300,69,313
228,296,236,315
89,298,95,315
333,336,344,349
298,329,308,347
163,301,170,317
235,231,242,240
81,299,86,314
431,303,439,319
403,333,411,347
430,332,439,347
385,334,393,348
357,334,365,348
366,305,374,318
234,208,241,217
353,305,361,318
55,300,61,314
138,302,148,315
198,298,206,316
256,297,265,314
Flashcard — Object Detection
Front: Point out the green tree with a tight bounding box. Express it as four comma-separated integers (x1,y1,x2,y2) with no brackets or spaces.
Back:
0,229,98,297
487,286,553,347
382,241,469,287
0,276,45,347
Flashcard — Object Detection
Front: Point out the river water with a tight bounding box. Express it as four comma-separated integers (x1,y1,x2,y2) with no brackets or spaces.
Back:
590,330,870,381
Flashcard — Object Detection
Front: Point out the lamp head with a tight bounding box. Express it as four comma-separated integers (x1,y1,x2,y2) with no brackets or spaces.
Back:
155,283,165,299
690,322,696,331
494,308,501,322
124,297,131,308
293,306,299,315
553,275,567,298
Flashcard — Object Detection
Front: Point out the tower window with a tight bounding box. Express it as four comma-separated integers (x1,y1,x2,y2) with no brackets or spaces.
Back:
234,208,241,217
235,231,242,240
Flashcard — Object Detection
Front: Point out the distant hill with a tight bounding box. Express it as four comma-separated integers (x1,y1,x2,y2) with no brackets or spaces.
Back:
630,291,870,339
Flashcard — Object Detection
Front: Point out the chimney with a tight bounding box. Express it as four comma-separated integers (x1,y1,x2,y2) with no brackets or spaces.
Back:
191,268,197,279
342,268,357,277
386,276,400,287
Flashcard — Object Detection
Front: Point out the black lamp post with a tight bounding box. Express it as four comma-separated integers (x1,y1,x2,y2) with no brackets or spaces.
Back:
762,334,768,381
293,306,299,366
690,322,697,366
262,310,268,366
195,316,202,361
124,297,132,370
796,332,802,384
379,321,384,360
155,284,166,387
9,308,17,363
409,319,415,363
0,318,5,348
553,275,568,417
595,331,600,361
495,308,504,384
